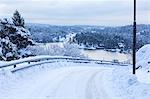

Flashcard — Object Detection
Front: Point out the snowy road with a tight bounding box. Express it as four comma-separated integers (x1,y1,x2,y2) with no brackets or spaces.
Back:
1,64,121,99
29,67,110,99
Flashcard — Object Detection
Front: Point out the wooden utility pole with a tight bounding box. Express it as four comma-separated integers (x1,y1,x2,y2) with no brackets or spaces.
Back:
133,0,136,74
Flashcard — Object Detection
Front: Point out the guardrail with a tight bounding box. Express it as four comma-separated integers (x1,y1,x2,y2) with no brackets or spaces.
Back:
0,55,130,72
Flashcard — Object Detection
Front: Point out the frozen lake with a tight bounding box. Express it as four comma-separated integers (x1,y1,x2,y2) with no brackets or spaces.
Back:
81,49,132,63
37,43,132,64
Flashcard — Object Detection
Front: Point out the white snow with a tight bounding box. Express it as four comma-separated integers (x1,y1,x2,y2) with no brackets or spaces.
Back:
136,69,150,84
0,58,150,99
6,52,13,58
0,62,120,99
0,47,3,56
0,55,84,68
1,43,150,99
136,44,150,63
111,67,150,99
136,44,150,84
28,43,85,58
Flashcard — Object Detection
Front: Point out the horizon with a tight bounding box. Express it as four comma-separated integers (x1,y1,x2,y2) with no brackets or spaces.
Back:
26,22,150,27
0,0,150,26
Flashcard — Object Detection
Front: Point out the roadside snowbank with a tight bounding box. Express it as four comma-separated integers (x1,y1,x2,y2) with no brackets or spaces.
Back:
136,44,150,83
111,67,150,99
136,44,150,63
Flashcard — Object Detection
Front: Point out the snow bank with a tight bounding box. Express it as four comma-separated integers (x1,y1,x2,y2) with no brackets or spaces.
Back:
136,44,150,63
0,68,14,95
136,69,150,84
111,67,150,99
136,44,150,69
0,61,69,99
136,44,150,83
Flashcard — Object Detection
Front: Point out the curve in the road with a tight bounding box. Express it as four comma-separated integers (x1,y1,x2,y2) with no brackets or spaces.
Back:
1,66,121,99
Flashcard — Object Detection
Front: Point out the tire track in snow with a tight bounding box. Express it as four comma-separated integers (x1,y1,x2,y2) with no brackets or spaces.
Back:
27,68,82,99
30,68,97,99
30,67,111,99
51,69,98,99
2,66,117,99
86,70,110,99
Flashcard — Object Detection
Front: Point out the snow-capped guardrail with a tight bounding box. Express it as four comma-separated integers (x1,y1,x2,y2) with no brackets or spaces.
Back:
0,55,129,72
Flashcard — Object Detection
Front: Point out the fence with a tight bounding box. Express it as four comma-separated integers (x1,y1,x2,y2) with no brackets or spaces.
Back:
0,55,129,72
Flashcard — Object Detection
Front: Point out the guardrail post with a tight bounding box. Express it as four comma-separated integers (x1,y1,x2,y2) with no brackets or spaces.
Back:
14,65,16,68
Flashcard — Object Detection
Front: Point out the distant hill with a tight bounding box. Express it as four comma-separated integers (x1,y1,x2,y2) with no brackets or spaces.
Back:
26,23,150,50
26,23,106,43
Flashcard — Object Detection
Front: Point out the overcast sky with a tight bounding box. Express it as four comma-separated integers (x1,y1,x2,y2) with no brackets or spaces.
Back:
0,0,149,26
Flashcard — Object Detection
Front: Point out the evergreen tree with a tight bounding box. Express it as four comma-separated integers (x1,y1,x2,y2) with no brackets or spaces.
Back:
12,10,25,27
0,11,34,61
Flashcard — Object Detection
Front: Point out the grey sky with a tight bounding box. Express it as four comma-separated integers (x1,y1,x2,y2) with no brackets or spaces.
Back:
0,0,149,26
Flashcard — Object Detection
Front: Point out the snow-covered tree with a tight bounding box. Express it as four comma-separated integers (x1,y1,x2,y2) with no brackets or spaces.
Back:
28,43,85,58
0,11,34,61
63,43,84,58
12,10,25,27
0,37,18,61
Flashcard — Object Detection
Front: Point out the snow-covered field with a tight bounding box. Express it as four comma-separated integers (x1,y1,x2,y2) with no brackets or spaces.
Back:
0,59,150,99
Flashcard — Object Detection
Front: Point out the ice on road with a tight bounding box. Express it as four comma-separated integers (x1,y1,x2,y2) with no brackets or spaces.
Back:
1,65,120,99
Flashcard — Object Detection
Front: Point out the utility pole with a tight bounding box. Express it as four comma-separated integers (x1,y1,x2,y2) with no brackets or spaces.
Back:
133,0,136,74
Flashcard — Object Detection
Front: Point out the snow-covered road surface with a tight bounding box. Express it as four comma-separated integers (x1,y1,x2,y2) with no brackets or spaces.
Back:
0,65,121,99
